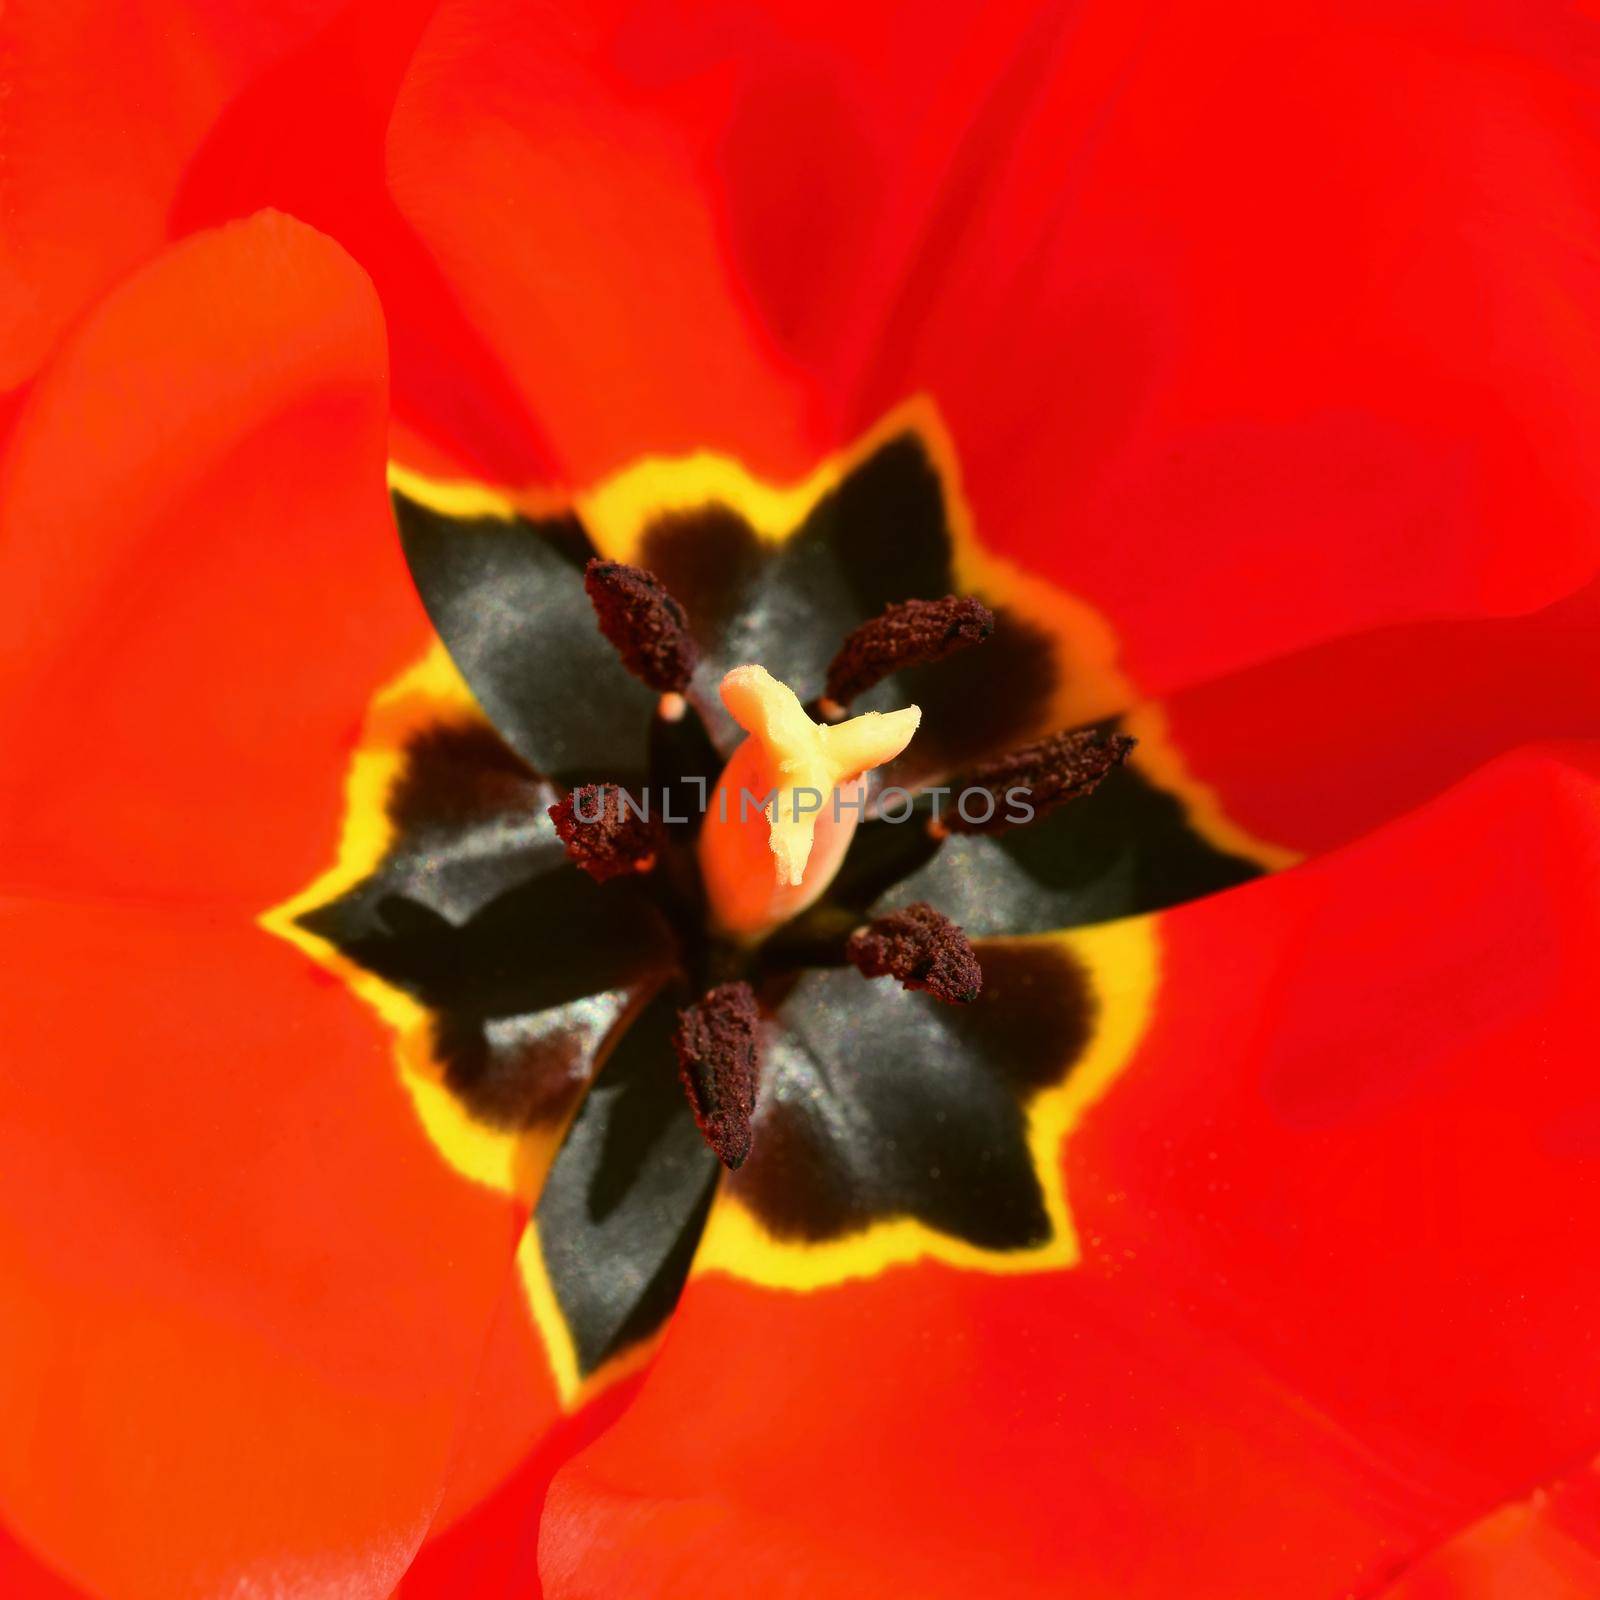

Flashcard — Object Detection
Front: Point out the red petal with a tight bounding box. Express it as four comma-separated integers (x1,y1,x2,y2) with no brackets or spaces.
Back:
169,0,558,484
1373,1461,1600,1598
1156,573,1600,859
383,0,1098,488
856,0,1600,690
0,1520,95,1600
400,1363,648,1600
423,1271,561,1545
539,744,1600,1597
0,210,429,906
387,0,1600,692
0,0,346,390
0,899,526,1600
384,0,830,487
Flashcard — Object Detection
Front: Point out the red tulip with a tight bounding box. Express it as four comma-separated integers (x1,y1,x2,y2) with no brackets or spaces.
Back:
3,3,1600,1598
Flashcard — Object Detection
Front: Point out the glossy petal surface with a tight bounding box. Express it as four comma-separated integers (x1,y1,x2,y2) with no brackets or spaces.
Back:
0,899,527,1600
534,991,720,1381
392,493,661,784
0,0,345,390
1374,1460,1600,1599
0,212,422,908
387,0,1600,695
0,210,535,1600
1159,574,1600,859
736,942,1090,1250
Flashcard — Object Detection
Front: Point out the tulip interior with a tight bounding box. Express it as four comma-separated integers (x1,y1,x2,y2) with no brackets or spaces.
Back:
279,422,1268,1391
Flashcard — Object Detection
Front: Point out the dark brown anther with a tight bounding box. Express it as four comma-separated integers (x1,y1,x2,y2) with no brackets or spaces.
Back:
549,785,660,881
823,595,994,711
584,559,699,694
937,729,1134,837
846,902,983,1005
673,982,762,1169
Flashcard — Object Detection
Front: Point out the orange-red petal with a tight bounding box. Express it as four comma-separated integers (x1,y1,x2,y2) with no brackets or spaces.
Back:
1374,1460,1600,1599
0,898,527,1600
0,1517,96,1600
848,0,1600,688
0,0,347,391
384,0,824,487
1156,573,1600,859
399,1354,649,1600
0,210,429,907
168,0,558,484
384,0,1600,693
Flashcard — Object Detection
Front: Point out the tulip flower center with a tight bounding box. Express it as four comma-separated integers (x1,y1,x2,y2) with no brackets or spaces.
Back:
533,554,1141,1172
280,439,1273,1383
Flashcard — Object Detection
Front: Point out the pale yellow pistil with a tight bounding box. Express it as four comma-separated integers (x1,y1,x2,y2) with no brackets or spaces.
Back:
698,665,920,938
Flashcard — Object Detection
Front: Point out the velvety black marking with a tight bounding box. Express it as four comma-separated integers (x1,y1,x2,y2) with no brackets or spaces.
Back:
535,989,720,1375
806,801,945,913
803,434,957,624
297,717,674,1130
637,505,769,681
394,492,658,785
878,747,1262,936
429,1003,613,1129
648,702,723,844
736,942,1092,1248
387,722,539,837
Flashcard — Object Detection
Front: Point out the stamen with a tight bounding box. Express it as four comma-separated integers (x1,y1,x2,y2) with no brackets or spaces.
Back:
823,595,995,711
935,729,1135,837
584,559,699,694
673,981,762,1169
847,903,982,1005
548,785,659,881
